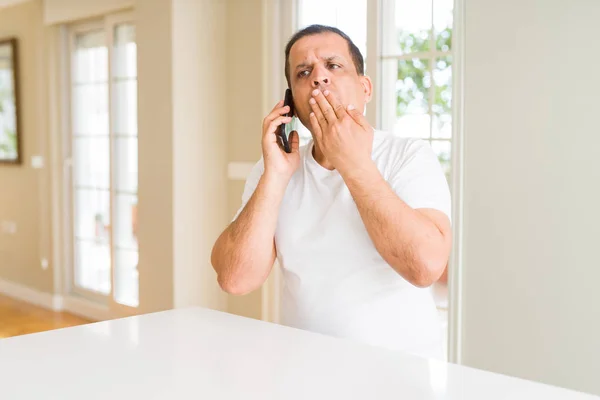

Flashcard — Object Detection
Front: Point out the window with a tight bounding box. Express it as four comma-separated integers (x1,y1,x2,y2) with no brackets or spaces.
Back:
381,0,453,185
68,14,139,309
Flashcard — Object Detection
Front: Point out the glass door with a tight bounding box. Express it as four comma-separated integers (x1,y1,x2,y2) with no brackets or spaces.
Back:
68,12,139,314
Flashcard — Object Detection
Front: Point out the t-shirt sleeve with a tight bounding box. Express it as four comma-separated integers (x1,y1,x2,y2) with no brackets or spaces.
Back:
388,139,452,221
231,158,265,222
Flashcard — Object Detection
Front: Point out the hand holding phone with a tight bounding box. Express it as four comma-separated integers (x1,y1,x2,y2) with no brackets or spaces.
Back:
260,92,300,181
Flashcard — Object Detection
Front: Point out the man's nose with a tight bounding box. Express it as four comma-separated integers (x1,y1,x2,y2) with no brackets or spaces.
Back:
312,76,330,88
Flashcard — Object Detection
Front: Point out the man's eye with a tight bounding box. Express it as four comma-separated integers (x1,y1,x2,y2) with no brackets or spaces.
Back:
329,63,341,69
297,70,310,78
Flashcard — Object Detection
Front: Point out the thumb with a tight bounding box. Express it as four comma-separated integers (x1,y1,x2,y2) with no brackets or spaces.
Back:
347,104,369,129
289,130,300,153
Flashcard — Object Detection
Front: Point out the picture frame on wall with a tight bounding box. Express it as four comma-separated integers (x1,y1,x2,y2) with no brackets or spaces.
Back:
0,37,21,165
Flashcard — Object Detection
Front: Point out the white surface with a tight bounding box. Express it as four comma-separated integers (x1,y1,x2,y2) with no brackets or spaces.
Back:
461,0,600,396
0,307,597,399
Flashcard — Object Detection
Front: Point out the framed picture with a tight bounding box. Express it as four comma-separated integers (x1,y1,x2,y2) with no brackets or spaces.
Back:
0,38,21,164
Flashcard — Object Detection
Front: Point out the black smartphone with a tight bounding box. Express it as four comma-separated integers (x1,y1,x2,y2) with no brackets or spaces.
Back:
278,88,294,153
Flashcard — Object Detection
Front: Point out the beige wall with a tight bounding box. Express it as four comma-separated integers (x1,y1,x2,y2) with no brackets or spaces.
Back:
461,0,600,395
0,0,53,294
171,0,228,311
135,0,175,314
137,0,232,314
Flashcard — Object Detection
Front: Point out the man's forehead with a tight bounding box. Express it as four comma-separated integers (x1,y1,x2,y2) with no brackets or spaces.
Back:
290,32,351,65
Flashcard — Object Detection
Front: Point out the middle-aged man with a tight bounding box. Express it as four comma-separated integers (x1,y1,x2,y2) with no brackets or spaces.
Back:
211,24,452,359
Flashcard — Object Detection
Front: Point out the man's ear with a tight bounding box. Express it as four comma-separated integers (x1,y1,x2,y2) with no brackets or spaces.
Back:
360,75,374,103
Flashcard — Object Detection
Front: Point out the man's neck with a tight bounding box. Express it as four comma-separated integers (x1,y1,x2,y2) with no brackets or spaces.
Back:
312,142,335,171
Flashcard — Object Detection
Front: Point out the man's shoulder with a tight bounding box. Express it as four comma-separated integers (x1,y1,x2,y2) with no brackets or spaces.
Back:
372,129,431,163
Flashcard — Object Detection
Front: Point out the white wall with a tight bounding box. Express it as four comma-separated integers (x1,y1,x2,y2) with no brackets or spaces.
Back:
460,0,600,395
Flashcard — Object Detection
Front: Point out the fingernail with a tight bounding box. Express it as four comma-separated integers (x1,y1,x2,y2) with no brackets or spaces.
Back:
323,90,330,96
309,98,316,105
312,89,320,96
310,112,315,117
347,104,355,110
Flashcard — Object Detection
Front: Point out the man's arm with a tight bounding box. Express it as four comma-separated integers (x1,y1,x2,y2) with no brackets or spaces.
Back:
211,172,288,295
211,99,300,295
340,162,452,287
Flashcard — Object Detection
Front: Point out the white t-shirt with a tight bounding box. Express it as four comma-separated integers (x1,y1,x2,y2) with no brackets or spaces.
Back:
234,130,451,359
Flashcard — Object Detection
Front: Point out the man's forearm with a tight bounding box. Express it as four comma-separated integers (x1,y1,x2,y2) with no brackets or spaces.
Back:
211,172,288,294
339,161,447,287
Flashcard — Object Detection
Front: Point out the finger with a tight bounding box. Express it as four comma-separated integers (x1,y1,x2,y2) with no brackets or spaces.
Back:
264,105,291,129
309,111,323,143
346,104,370,130
289,130,300,153
271,100,284,112
309,96,328,131
311,89,337,124
323,89,347,119
265,115,293,138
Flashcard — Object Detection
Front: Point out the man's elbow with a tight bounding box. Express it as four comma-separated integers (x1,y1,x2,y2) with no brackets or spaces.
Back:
406,258,447,288
216,270,261,296
217,274,247,296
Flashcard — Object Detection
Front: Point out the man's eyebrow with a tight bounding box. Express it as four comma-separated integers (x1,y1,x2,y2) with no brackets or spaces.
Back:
294,55,345,70
322,55,344,63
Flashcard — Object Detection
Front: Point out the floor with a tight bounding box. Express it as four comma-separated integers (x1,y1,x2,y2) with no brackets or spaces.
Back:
0,294,91,339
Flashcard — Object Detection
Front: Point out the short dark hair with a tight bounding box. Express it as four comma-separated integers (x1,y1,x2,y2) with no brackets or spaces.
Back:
284,24,365,88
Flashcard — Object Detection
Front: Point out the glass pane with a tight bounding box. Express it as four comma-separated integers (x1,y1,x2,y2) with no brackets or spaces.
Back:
72,83,109,135
298,0,367,59
73,137,110,188
114,249,139,307
74,30,107,84
114,137,138,193
434,0,453,51
432,56,452,139
74,188,110,242
384,58,431,138
112,80,137,135
113,24,137,79
114,194,138,251
383,0,432,56
74,239,111,295
431,139,451,185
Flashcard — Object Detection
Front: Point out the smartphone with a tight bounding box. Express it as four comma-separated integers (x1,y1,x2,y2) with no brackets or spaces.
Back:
278,88,294,153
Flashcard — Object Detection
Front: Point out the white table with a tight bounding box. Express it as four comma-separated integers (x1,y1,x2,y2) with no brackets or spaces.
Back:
0,307,597,399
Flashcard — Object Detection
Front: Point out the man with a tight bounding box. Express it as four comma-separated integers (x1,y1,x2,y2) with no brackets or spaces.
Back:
211,25,452,359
